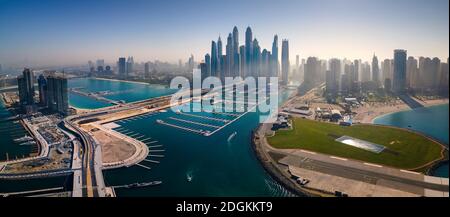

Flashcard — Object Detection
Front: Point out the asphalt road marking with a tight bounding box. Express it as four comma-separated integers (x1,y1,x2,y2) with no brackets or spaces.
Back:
363,163,383,168
330,156,348,161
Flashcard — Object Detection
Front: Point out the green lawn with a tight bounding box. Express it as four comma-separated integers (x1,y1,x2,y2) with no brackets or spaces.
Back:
267,118,444,171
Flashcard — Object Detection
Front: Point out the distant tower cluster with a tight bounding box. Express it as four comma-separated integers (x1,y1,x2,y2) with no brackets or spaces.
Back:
200,26,288,85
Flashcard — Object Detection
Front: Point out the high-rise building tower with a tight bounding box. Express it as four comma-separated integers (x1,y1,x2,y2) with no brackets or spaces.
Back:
144,62,150,79
217,37,223,76
205,53,211,77
211,41,218,77
232,26,240,77
245,27,253,77
46,73,68,114
126,56,134,76
407,57,418,88
118,57,126,77
37,74,47,105
226,33,233,77
281,39,289,85
327,59,340,94
17,68,35,107
271,35,279,77
372,54,380,85
393,49,407,93
252,39,261,77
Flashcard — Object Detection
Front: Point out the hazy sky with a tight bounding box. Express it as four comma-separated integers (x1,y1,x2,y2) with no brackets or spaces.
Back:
0,0,448,66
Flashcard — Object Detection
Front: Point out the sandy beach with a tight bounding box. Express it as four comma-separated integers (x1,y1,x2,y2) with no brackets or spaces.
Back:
354,98,449,124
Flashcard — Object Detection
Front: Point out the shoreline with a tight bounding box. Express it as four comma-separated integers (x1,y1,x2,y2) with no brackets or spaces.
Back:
353,98,449,124
371,100,449,123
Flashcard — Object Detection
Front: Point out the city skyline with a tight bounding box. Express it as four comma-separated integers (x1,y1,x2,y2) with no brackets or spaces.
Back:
0,0,448,67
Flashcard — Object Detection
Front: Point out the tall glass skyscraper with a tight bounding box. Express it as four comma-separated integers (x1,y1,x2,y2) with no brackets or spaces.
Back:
281,39,289,85
393,49,407,93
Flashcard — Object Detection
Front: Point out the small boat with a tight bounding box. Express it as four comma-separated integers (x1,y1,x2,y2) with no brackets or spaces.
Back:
156,119,164,124
186,173,193,182
227,132,237,142
13,135,33,143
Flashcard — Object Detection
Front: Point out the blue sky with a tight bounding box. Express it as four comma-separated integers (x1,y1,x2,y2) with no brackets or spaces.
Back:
0,0,448,66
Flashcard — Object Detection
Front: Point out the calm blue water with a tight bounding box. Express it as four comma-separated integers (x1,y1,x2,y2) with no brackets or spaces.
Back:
374,104,449,178
0,101,35,161
68,78,176,109
103,89,296,197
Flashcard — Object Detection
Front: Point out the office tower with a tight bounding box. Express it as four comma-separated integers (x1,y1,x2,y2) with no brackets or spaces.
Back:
0,64,2,74
144,62,150,79
261,49,269,77
226,33,233,77
217,36,223,76
382,59,393,88
199,63,207,81
188,54,195,72
239,45,246,77
211,41,218,77
271,35,279,77
327,59,340,94
372,54,380,85
17,68,35,107
118,57,126,77
245,27,253,77
232,27,240,77
46,73,68,114
393,49,407,93
353,60,360,82
281,39,289,85
217,36,223,57
296,55,300,70
205,53,211,77
88,60,95,73
407,57,418,88
361,62,371,82
439,59,449,95
37,74,47,105
252,39,261,77
430,57,441,88
304,57,320,86
220,55,226,80
126,56,134,76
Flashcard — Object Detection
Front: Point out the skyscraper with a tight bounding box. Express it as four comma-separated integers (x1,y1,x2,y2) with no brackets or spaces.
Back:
372,54,380,85
407,57,418,88
217,37,223,75
281,39,289,85
232,26,240,77
245,27,253,77
239,45,246,77
252,39,261,77
205,53,211,77
226,33,233,77
144,62,150,79
126,56,134,76
118,57,126,77
327,58,340,94
305,57,320,86
37,74,47,105
211,41,218,77
393,49,407,93
46,73,68,114
17,68,35,107
271,35,279,77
